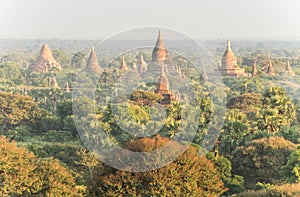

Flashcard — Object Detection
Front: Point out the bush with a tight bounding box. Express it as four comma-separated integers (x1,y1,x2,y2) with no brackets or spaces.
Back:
232,136,296,189
0,136,80,196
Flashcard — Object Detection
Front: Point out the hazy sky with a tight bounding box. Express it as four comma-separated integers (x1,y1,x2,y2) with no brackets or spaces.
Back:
0,0,300,40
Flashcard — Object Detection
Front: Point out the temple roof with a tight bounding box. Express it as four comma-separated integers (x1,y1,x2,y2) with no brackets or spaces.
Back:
221,40,238,69
120,56,128,71
28,44,62,72
38,44,55,61
152,31,168,62
84,46,102,74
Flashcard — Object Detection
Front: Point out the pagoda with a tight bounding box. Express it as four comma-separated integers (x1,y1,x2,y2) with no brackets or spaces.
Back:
50,76,59,89
285,59,295,76
266,61,275,75
84,46,102,74
119,56,128,71
28,44,62,72
252,59,258,77
218,40,247,77
154,65,179,105
152,31,169,62
138,54,148,73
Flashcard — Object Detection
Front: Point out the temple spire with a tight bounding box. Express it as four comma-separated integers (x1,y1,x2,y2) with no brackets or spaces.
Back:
120,56,128,71
65,82,70,92
286,59,295,76
50,76,59,89
138,54,147,73
252,59,257,77
152,30,168,62
84,46,102,74
156,64,169,91
267,60,275,75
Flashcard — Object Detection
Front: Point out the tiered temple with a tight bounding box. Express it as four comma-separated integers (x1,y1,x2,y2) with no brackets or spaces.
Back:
218,40,247,77
84,46,102,74
29,44,62,72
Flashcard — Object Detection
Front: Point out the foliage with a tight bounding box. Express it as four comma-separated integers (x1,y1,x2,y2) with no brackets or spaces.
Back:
0,92,44,129
0,136,80,196
258,86,296,133
227,93,262,117
82,135,226,196
232,136,297,189
219,109,250,156
52,49,71,68
282,149,300,183
0,61,25,86
130,90,163,106
237,183,300,197
71,51,86,68
206,152,245,195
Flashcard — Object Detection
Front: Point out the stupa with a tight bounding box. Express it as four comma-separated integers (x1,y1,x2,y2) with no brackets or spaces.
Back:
218,40,247,77
65,82,70,92
285,59,295,76
119,56,128,71
84,46,102,74
266,61,275,75
152,31,169,62
50,76,59,88
28,44,62,72
154,66,179,105
138,55,148,73
252,59,258,77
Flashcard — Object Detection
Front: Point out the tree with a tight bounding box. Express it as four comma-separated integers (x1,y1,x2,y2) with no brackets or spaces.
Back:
0,92,44,129
232,136,296,189
219,109,250,156
71,51,86,68
206,152,245,195
282,149,300,183
0,136,80,196
52,49,71,68
82,135,226,196
258,87,296,133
